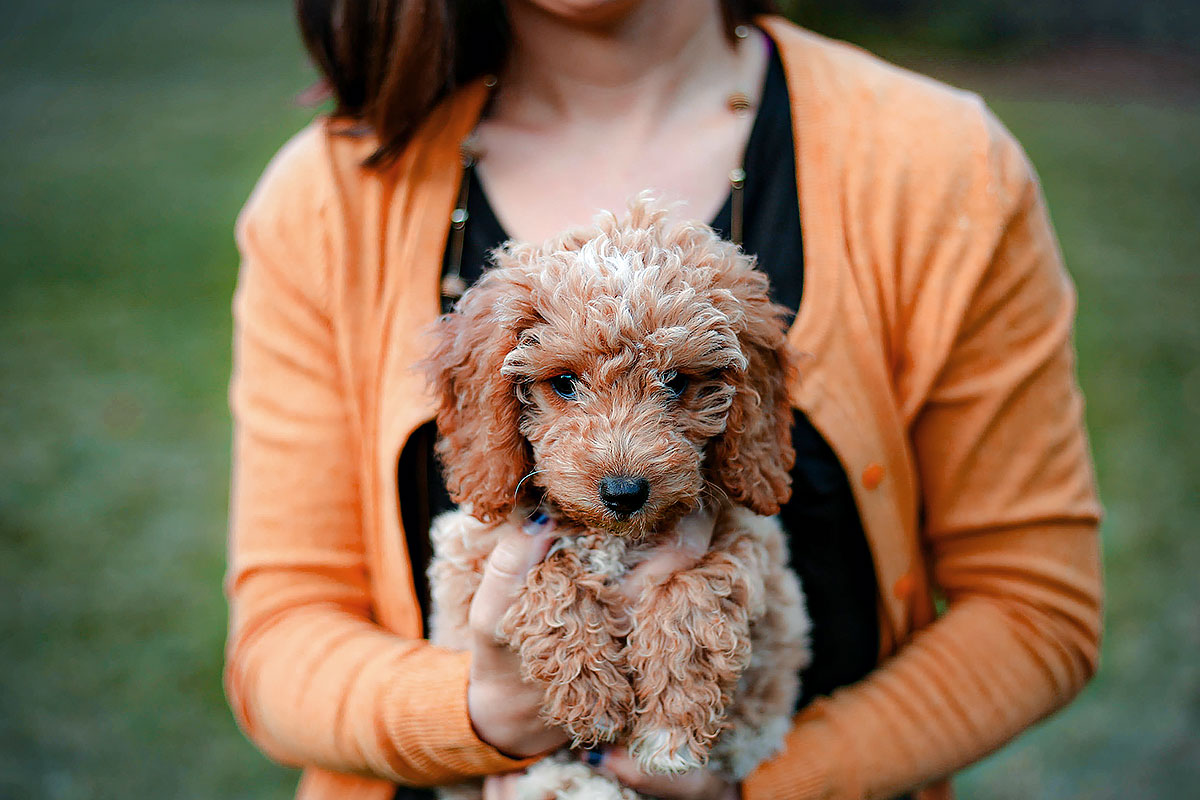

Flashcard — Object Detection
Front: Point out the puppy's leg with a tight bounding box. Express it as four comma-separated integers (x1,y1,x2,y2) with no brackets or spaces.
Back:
500,548,634,747
709,515,811,779
626,531,767,775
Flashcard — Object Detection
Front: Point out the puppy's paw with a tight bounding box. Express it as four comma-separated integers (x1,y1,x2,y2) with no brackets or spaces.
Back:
516,753,636,800
543,667,634,747
628,727,706,775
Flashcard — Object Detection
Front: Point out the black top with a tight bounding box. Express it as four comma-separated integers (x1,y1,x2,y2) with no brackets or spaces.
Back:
395,46,881,795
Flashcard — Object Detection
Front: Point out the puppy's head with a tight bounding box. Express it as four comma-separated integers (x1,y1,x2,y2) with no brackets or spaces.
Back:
427,199,795,538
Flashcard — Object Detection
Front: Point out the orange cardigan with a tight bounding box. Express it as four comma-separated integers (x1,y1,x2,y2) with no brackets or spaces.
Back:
225,18,1102,800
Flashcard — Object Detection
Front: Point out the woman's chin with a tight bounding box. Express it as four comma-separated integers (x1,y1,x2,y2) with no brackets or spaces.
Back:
513,0,647,28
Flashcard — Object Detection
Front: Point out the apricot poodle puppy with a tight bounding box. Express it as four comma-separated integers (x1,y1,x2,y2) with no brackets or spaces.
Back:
424,199,810,799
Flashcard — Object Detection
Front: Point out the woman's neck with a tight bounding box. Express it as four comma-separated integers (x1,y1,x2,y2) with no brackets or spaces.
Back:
498,0,744,129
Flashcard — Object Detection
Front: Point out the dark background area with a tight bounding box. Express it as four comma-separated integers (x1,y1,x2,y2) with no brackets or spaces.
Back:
783,0,1200,50
2,2,1197,798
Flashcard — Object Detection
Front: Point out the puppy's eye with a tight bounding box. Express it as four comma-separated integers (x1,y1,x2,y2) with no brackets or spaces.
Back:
549,373,579,400
663,370,690,399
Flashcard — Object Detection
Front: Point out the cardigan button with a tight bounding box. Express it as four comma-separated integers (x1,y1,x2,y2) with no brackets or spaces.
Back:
862,462,885,490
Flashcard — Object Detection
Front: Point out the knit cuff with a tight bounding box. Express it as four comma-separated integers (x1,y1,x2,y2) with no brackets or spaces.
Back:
383,649,536,783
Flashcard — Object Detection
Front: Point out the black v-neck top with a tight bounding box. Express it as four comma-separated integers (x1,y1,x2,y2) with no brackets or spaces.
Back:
397,49,881,768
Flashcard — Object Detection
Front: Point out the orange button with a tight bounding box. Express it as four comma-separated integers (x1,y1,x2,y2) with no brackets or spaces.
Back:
862,463,885,490
893,572,915,600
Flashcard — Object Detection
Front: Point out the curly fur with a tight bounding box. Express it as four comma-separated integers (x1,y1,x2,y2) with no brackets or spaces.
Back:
424,198,811,799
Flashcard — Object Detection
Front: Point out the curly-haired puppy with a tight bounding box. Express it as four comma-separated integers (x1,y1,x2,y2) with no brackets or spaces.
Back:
425,199,810,798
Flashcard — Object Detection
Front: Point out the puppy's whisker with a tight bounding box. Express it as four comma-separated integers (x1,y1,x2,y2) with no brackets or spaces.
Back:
514,469,544,500
703,481,732,511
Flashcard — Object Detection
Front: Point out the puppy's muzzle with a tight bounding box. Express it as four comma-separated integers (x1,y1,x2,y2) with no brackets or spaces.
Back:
599,475,650,517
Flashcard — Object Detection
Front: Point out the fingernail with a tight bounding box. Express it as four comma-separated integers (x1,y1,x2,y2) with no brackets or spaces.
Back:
523,510,551,534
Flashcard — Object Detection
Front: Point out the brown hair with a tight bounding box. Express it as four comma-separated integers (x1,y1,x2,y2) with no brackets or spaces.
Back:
295,0,776,166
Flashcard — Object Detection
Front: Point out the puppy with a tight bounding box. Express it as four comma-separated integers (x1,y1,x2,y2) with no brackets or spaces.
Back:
424,198,810,798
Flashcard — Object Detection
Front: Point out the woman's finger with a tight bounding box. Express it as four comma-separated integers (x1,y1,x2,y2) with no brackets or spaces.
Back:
617,509,714,604
672,508,717,553
468,514,556,637
481,773,504,800
482,771,523,800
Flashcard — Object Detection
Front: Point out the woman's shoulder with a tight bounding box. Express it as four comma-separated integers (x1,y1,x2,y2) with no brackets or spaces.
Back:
233,119,385,322
764,16,993,135
767,16,1038,235
764,16,1032,197
765,19,1061,387
238,118,376,231
239,80,485,251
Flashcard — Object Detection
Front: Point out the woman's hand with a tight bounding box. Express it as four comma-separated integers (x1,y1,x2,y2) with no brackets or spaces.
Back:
581,746,739,800
467,513,570,758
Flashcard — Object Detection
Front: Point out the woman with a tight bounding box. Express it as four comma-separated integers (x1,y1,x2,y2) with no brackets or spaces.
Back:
224,2,1103,799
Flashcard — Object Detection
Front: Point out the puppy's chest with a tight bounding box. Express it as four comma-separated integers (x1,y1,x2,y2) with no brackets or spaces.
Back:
547,532,656,582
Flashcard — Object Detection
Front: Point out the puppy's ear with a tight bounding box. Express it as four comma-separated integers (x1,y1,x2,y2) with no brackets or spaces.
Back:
706,269,797,516
424,267,537,523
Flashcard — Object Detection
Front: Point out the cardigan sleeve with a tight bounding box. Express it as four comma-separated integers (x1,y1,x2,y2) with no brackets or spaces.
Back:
223,125,532,785
742,101,1102,799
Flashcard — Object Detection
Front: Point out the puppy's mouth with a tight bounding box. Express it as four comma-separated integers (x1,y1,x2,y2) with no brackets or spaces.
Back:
551,481,694,542
533,465,700,538
598,474,650,518
540,479,659,538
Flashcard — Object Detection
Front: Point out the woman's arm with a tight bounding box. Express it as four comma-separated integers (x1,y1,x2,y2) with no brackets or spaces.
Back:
223,127,549,785
741,104,1102,800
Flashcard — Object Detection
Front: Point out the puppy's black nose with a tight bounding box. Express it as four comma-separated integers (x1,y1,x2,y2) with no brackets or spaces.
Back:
599,476,650,516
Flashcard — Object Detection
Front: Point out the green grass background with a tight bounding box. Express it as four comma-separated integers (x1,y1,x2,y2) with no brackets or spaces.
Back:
2,2,1197,798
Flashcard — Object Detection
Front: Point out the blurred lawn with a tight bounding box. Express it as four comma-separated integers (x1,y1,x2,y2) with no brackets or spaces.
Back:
1,2,1197,798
